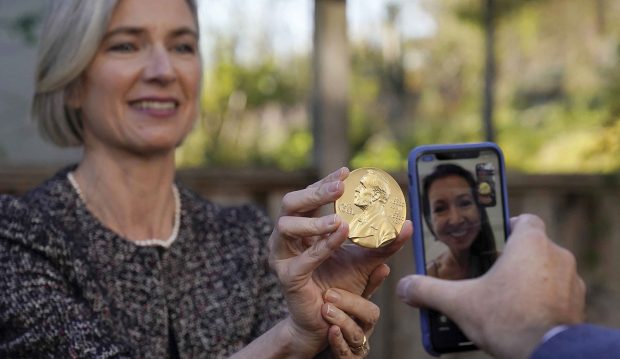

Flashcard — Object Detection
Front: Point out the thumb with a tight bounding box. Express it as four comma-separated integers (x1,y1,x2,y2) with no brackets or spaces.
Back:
396,274,466,315
361,263,390,299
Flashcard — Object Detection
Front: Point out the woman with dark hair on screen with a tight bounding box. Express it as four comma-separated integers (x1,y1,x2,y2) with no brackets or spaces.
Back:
422,164,498,280
0,0,412,357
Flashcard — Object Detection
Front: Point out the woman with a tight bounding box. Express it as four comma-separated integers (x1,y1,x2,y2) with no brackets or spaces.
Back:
422,164,498,280
0,0,412,357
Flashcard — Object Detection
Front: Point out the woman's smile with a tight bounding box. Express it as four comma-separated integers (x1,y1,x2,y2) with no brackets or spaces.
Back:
447,228,468,238
129,98,180,117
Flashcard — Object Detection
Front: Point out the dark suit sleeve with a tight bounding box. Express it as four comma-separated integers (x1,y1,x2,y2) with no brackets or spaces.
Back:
531,324,620,359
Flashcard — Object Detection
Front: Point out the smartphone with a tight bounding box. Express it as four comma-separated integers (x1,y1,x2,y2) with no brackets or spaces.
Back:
407,142,511,356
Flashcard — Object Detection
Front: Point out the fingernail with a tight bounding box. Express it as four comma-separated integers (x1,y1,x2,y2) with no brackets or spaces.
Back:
329,181,340,193
396,278,412,301
324,289,341,302
325,303,336,318
323,215,339,233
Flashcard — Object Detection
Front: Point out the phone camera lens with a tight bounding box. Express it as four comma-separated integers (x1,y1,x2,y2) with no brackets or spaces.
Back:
422,155,434,162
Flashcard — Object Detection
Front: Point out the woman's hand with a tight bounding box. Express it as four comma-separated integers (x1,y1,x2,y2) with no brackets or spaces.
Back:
317,263,391,358
322,292,374,358
268,167,413,356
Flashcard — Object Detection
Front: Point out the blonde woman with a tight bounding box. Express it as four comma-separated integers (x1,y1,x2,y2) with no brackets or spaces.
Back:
0,1,412,357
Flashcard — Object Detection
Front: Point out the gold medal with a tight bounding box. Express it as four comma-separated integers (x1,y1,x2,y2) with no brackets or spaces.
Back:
335,168,407,248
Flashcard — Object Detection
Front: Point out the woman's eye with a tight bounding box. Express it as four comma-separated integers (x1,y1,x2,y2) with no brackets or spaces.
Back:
109,43,137,53
458,199,474,208
433,205,447,214
173,43,196,54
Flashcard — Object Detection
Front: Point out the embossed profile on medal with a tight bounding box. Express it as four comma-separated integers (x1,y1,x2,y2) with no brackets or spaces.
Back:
336,168,407,248
348,169,398,248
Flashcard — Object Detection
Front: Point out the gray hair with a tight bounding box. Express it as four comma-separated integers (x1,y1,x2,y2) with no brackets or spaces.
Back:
31,0,199,147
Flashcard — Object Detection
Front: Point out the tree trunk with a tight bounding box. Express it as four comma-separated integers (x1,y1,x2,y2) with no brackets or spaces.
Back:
312,0,350,177
596,0,607,34
483,0,496,142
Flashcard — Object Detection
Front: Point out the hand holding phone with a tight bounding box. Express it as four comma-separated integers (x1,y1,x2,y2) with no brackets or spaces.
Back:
397,214,585,359
407,142,511,355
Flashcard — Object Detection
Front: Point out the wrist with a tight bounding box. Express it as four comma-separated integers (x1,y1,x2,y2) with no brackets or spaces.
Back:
540,325,570,343
491,325,554,359
229,318,319,359
516,325,571,358
279,316,326,358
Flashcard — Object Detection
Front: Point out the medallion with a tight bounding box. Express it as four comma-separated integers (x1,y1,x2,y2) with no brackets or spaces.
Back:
335,167,407,248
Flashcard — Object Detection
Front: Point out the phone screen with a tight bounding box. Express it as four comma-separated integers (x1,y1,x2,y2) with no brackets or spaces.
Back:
414,147,509,353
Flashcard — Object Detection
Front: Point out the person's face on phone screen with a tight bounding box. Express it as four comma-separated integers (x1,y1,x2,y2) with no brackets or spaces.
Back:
428,175,481,251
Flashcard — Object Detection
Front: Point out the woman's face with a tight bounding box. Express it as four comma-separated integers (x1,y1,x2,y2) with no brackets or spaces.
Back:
76,0,201,156
428,175,481,252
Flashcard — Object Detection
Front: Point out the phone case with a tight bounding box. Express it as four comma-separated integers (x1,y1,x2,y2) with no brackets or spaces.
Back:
407,142,511,356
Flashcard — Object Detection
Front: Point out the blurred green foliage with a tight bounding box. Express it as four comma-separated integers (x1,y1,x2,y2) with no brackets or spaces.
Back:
177,0,620,174
176,51,312,169
455,0,540,24
1,12,42,45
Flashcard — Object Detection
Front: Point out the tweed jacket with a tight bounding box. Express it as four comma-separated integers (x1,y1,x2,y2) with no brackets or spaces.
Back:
0,167,287,358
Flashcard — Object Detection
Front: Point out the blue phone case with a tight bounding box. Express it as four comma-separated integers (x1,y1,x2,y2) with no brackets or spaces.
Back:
407,142,511,356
